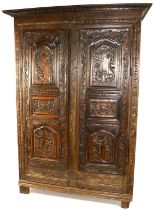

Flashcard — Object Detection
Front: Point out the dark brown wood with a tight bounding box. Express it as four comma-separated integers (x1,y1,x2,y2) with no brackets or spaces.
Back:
20,185,30,194
3,4,151,208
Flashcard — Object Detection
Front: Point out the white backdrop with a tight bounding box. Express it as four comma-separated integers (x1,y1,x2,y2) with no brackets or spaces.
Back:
0,0,154,209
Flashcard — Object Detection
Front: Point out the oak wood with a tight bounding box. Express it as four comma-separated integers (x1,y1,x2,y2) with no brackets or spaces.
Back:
3,4,151,208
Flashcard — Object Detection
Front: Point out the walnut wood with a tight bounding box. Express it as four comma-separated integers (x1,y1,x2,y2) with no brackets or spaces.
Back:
3,4,151,208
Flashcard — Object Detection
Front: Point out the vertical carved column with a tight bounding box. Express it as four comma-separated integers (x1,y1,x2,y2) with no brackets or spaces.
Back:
69,29,79,170
128,21,141,194
15,25,26,180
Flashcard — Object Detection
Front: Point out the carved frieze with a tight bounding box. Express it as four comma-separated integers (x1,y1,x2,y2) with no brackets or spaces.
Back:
32,97,58,115
89,99,117,118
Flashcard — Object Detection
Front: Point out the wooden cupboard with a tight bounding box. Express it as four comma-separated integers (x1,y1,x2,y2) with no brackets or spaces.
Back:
3,4,152,208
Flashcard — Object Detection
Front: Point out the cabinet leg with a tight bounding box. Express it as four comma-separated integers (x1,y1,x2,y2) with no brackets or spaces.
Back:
121,201,130,208
19,185,30,194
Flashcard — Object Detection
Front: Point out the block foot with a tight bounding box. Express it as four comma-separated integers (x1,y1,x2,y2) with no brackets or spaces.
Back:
121,201,130,208
19,185,30,194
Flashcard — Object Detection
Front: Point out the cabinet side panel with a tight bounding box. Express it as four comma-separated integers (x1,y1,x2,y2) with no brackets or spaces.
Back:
128,21,141,194
15,23,25,179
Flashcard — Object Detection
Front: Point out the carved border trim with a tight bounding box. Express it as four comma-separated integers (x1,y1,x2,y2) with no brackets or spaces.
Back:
15,26,25,179
16,19,137,27
128,21,141,194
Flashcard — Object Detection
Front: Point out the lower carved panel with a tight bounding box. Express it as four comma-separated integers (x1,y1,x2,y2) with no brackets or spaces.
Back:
79,122,125,174
33,125,59,160
86,130,116,164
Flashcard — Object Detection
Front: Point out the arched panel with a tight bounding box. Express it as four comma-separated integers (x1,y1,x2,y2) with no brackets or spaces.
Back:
87,130,116,164
33,125,59,160
33,44,56,85
90,43,117,87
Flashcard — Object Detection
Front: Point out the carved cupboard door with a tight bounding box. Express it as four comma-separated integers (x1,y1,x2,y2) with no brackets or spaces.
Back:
21,28,69,186
74,27,132,192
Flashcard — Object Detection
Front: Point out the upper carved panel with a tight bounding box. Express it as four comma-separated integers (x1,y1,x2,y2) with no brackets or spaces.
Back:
34,45,53,84
91,44,116,86
23,30,66,86
80,29,129,88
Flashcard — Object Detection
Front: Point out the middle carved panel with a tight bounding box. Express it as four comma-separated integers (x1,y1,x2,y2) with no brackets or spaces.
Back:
88,99,118,119
31,96,59,116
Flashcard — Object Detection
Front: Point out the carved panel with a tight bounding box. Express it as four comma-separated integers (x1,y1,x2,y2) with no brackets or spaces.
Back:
80,29,129,88
90,44,116,87
23,30,65,86
34,45,52,84
32,32,64,85
33,125,59,159
87,130,116,164
89,99,117,118
31,96,59,115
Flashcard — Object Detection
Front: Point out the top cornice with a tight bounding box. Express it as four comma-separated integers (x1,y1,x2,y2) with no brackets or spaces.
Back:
3,4,152,21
